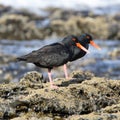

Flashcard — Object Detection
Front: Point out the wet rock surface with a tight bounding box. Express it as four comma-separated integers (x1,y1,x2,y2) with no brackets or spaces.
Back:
0,71,120,120
0,4,120,40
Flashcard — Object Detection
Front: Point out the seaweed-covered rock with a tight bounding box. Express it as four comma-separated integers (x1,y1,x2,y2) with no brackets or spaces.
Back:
0,4,120,40
50,16,109,39
20,71,43,88
0,71,120,119
109,48,120,59
67,112,120,120
0,14,43,40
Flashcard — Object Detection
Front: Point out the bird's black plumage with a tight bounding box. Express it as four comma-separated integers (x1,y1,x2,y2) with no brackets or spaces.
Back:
17,34,92,68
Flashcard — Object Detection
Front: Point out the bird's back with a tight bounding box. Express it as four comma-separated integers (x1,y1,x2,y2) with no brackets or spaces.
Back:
17,43,70,69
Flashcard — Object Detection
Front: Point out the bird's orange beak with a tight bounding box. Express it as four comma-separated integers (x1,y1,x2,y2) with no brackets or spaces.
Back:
72,38,90,53
76,43,90,53
90,40,101,50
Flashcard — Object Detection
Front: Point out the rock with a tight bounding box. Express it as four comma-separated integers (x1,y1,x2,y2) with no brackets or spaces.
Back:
0,71,120,119
108,20,120,40
20,71,43,89
109,48,120,59
0,4,12,15
0,54,16,64
0,14,43,40
67,112,120,120
2,73,13,83
68,103,120,119
70,70,94,80
50,16,109,39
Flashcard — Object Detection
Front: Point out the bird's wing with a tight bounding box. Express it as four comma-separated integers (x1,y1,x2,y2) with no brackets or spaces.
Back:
20,43,69,67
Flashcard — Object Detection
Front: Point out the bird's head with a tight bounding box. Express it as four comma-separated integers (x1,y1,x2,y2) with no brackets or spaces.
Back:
79,33,101,50
62,34,101,54
62,35,90,53
72,36,90,53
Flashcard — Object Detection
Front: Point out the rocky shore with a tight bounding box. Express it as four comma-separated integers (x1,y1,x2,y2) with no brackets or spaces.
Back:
0,4,120,40
0,71,120,120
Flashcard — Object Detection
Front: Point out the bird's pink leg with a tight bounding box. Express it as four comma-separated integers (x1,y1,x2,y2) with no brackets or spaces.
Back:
64,64,68,79
48,69,58,89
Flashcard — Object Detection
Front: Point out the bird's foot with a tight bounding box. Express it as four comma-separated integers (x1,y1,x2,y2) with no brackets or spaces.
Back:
50,84,58,89
65,76,69,79
65,77,72,80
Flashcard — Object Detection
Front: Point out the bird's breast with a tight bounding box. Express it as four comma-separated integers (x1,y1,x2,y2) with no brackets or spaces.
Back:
69,44,88,62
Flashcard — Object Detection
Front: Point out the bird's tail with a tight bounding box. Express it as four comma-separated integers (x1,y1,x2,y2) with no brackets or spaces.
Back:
16,57,27,61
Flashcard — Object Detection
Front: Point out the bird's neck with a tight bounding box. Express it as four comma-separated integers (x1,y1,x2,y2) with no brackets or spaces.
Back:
80,40,89,49
59,41,72,49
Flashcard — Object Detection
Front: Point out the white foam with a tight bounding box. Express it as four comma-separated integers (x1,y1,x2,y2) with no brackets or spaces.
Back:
0,0,120,15
0,0,120,9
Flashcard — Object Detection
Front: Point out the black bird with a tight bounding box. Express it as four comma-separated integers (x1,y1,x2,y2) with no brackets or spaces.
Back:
69,33,101,62
17,33,100,89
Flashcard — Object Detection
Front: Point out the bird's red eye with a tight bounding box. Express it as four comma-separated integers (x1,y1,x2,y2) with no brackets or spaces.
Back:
72,38,76,41
86,36,90,39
